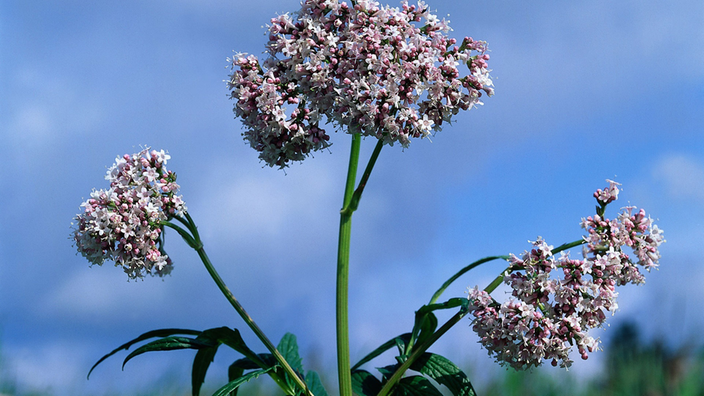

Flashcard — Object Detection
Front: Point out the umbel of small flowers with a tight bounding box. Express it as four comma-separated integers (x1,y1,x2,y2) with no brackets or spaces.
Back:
228,0,493,168
467,180,665,370
72,148,187,279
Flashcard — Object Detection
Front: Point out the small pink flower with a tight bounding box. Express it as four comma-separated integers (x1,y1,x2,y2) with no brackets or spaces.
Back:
228,0,492,168
467,181,663,369
73,148,186,279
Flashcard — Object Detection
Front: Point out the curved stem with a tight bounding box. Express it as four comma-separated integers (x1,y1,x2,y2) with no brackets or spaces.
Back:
171,214,311,396
193,245,309,395
336,133,362,396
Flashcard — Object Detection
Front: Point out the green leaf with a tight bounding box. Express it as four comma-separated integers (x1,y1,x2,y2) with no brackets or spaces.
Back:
351,370,382,396
414,312,438,350
351,333,411,371
278,333,304,373
192,345,219,396
201,327,267,370
277,333,305,392
409,353,476,396
395,376,443,396
87,328,202,379
416,298,469,317
229,354,277,371
305,370,329,396
211,367,276,396
377,364,400,380
227,364,244,396
122,336,215,369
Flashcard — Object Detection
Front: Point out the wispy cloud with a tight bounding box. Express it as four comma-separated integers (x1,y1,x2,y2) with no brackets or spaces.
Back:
653,154,704,201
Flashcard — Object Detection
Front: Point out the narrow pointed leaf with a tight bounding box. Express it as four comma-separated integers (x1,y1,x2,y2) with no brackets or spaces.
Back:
351,370,382,396
192,345,219,396
305,370,329,396
409,353,476,396
227,364,245,396
212,367,276,396
414,312,438,351
201,327,266,368
122,336,215,369
351,333,411,371
87,328,201,379
416,298,469,317
230,354,277,371
395,376,443,396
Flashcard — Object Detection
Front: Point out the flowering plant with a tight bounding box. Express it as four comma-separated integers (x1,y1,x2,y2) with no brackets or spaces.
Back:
72,1,664,396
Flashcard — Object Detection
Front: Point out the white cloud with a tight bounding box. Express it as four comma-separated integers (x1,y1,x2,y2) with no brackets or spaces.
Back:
652,154,704,201
4,69,104,151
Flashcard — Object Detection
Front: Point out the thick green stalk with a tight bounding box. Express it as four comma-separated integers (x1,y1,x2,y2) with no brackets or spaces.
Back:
336,133,362,396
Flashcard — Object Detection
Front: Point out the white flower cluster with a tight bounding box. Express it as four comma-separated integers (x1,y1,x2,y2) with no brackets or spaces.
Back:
73,148,186,279
468,182,664,370
228,0,493,167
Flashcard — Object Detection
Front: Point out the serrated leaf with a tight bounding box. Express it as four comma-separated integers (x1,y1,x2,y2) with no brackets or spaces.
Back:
351,370,382,396
351,333,411,371
192,345,219,396
395,376,443,396
87,328,202,379
122,336,215,369
409,353,476,396
277,333,305,392
305,370,328,396
278,333,304,373
211,367,276,396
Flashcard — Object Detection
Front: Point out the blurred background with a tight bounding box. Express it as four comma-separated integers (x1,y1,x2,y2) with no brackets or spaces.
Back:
1,0,703,394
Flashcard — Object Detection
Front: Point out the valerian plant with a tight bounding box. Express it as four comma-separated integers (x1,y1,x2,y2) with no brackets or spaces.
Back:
72,1,664,396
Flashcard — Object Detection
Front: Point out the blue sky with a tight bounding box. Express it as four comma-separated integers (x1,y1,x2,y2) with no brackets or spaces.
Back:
1,0,703,394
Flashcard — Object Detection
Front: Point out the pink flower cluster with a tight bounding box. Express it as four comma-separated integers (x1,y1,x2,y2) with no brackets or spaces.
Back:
73,148,187,279
228,0,493,167
468,181,664,370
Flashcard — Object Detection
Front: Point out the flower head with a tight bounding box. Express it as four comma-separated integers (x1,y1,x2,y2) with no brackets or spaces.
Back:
468,181,664,370
72,148,187,279
228,0,493,168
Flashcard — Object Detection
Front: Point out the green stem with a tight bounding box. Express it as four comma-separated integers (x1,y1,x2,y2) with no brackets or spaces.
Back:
342,139,383,215
336,133,362,396
428,255,510,305
168,214,311,396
